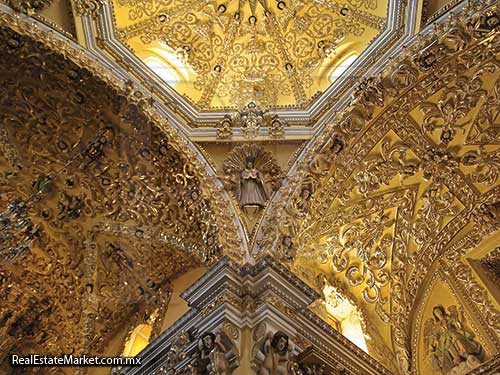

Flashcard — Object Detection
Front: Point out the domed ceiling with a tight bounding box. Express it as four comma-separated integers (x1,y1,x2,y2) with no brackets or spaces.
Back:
110,0,388,110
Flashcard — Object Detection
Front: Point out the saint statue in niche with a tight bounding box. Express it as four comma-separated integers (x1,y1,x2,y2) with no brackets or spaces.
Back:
238,157,268,208
222,144,282,213
424,305,483,375
253,331,292,375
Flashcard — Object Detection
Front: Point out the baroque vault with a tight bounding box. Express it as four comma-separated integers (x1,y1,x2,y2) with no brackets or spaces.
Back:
0,0,499,375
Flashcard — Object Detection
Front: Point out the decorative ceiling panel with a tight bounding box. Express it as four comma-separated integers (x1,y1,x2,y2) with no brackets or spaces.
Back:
0,20,241,366
110,0,388,110
255,3,500,373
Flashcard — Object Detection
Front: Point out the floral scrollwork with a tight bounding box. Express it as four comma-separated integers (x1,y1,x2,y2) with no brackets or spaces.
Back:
419,74,486,145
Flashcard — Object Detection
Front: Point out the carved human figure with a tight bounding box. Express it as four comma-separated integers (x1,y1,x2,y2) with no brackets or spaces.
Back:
196,332,239,375
222,144,281,210
238,157,268,208
296,186,312,211
309,135,344,176
424,305,482,374
105,243,133,273
254,331,292,375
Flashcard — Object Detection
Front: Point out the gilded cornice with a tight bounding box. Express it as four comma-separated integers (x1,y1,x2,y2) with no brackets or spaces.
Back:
123,256,392,375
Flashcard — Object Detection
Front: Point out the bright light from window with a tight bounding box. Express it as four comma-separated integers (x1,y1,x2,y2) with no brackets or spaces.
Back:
323,284,368,352
145,57,181,85
122,324,152,357
329,55,358,82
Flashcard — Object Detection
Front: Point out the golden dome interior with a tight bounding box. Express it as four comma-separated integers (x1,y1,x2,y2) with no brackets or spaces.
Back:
111,0,388,110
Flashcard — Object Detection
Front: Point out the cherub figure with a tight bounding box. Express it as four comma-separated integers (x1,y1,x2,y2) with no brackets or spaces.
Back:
253,331,292,375
196,332,239,375
309,135,345,176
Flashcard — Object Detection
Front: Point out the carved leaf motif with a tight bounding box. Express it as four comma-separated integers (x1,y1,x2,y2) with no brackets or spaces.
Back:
412,185,461,246
419,74,486,144
467,75,500,144
263,8,500,373
461,148,500,187
453,262,500,340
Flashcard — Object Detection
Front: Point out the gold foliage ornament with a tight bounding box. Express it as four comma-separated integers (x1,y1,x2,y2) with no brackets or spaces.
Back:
7,0,54,15
218,102,289,139
255,4,500,375
0,23,228,362
112,0,386,109
0,198,39,260
0,127,110,261
419,73,486,145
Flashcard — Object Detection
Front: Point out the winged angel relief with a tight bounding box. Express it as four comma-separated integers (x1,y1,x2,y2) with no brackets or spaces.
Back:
424,305,483,375
222,144,282,212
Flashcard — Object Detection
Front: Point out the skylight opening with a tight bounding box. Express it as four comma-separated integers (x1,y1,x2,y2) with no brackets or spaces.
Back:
329,54,358,82
145,56,182,85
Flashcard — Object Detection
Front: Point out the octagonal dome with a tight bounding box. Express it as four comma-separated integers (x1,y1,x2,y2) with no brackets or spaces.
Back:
111,0,388,110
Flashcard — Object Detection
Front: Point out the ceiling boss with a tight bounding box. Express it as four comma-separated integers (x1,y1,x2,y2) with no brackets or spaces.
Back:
113,0,387,110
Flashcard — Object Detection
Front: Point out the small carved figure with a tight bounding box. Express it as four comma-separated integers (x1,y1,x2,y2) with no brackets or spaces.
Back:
103,243,133,273
296,185,313,212
196,331,239,375
239,157,268,208
222,144,282,210
424,305,483,374
309,135,345,176
217,116,233,139
253,331,292,375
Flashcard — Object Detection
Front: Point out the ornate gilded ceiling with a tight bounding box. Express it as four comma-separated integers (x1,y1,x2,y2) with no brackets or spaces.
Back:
256,3,500,373
0,1,500,375
110,0,388,110
0,15,243,367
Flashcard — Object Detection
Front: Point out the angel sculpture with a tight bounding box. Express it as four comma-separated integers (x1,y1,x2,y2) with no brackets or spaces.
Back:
196,331,239,375
252,331,292,375
309,134,345,177
424,305,482,374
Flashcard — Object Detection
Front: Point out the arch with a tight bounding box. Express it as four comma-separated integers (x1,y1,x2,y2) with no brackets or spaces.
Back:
0,11,245,362
1,6,248,260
